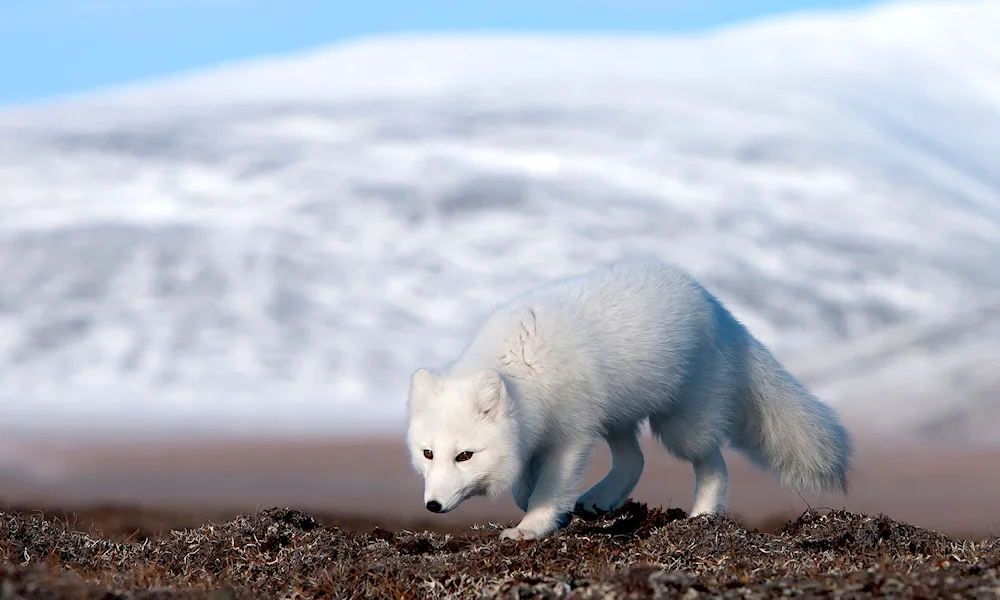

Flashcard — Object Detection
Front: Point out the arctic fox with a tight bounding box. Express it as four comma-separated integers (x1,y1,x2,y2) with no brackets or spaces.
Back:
406,261,853,540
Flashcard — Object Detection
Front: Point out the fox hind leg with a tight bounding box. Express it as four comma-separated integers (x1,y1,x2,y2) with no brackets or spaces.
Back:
689,447,729,516
650,410,730,517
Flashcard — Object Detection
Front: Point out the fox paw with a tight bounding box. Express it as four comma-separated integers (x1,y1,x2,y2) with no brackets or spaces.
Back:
574,490,626,519
499,513,571,541
499,527,538,541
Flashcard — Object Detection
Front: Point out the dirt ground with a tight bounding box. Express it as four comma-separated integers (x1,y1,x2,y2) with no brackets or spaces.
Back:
2,499,999,599
2,430,1000,598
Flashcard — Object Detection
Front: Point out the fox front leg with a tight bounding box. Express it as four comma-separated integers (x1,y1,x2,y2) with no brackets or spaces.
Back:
575,428,644,517
511,451,543,512
500,440,594,540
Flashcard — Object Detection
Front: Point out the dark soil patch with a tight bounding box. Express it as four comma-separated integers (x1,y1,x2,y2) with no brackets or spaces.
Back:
2,500,998,599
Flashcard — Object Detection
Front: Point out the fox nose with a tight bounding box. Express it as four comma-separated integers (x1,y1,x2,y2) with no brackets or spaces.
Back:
425,500,442,513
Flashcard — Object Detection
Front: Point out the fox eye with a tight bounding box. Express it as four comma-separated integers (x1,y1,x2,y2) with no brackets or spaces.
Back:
455,451,474,462
422,449,433,460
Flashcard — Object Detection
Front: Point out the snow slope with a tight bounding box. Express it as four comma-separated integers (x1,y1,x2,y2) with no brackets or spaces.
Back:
0,0,998,443
790,296,1000,447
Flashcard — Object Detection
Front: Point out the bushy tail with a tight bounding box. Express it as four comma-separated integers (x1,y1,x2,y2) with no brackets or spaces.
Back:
729,338,853,495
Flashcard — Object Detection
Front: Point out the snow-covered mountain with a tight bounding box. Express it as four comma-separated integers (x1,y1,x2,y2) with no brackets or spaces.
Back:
789,296,1000,446
1,0,998,444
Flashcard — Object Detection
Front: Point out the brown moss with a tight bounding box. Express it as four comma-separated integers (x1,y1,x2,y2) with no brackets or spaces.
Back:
2,500,998,599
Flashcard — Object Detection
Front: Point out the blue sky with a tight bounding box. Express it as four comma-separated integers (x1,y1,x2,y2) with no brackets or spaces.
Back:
2,0,891,106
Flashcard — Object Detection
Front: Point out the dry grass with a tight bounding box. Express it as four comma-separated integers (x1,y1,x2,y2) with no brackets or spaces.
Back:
2,500,999,599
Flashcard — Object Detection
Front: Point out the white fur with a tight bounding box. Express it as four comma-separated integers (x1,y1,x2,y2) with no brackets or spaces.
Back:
406,260,853,540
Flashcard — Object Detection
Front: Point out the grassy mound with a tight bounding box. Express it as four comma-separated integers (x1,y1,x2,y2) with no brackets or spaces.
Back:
1,500,998,599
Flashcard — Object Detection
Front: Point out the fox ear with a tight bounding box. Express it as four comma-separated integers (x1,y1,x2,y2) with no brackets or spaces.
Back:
409,368,438,409
475,369,509,419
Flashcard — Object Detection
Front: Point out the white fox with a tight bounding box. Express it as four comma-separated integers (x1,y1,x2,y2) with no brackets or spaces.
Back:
405,261,853,540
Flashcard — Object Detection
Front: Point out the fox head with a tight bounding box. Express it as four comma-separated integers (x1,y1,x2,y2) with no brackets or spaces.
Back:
405,367,521,514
